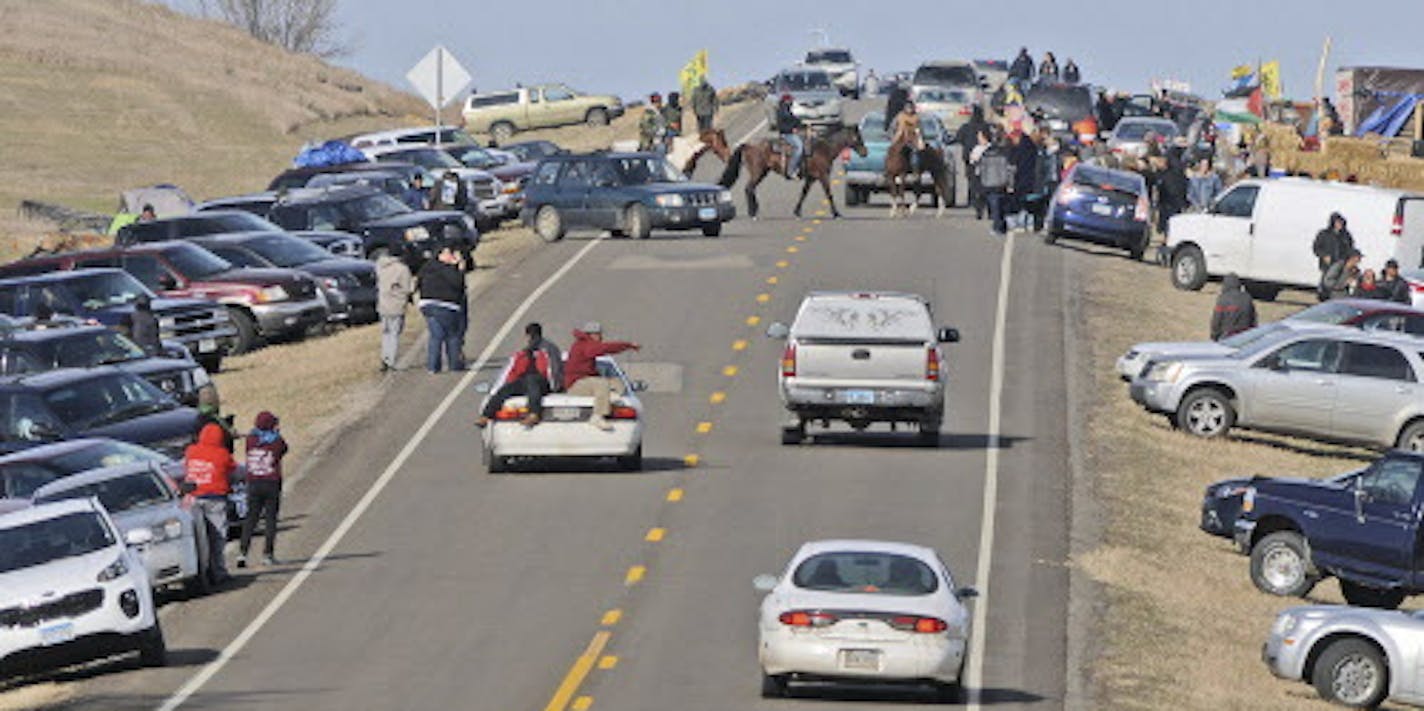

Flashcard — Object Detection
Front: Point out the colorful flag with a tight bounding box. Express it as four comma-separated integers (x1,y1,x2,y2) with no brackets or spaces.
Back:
1260,60,1283,100
680,50,708,98
1230,64,1255,80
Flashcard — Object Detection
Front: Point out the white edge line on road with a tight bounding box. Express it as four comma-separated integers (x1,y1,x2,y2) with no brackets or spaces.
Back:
156,236,606,711
734,117,768,147
966,231,1015,709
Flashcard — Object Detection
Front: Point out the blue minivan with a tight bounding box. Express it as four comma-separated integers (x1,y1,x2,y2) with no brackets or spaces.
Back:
1045,163,1151,260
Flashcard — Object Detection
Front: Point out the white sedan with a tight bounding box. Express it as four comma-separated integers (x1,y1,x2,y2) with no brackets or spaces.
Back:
754,540,977,701
480,356,645,473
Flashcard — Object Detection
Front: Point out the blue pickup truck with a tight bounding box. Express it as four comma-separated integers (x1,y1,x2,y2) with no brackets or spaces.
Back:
1211,451,1424,609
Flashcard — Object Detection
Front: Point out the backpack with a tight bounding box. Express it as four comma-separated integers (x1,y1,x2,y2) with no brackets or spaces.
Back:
979,149,1011,189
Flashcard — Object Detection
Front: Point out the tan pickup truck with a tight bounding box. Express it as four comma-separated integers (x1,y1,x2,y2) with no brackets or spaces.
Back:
462,84,625,144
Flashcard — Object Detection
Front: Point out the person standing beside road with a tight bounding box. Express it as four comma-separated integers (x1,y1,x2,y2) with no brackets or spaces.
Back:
980,132,1013,234
1030,130,1061,233
1379,259,1412,304
1187,158,1223,212
564,323,640,431
184,422,236,583
1155,152,1189,236
775,94,806,180
691,78,719,134
1312,213,1355,274
416,244,466,374
1062,59,1081,84
956,106,990,214
237,411,288,569
129,294,161,355
639,94,667,152
966,128,992,221
1321,250,1363,300
1210,274,1257,341
862,69,881,97
662,92,684,152
475,323,562,428
376,243,414,372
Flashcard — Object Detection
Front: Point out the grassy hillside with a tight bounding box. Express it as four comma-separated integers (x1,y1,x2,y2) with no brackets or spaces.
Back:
0,0,425,223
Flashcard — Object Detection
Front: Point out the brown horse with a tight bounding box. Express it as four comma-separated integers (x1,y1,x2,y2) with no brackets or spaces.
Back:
884,139,955,218
720,125,867,219
679,128,733,176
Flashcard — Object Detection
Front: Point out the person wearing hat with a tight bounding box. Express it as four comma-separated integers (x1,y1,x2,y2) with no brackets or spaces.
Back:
639,94,667,152
564,322,640,431
1379,259,1412,304
238,411,288,568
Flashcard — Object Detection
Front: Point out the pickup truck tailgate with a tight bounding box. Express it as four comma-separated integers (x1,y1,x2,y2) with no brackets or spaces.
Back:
795,339,928,383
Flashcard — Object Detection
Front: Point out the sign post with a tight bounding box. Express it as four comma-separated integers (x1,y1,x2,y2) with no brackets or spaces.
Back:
406,45,472,146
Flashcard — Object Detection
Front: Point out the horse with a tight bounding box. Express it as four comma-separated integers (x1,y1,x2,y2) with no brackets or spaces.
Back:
719,125,867,219
678,128,733,177
884,138,954,219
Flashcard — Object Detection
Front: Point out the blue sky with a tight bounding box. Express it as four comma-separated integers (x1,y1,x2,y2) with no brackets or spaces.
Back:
184,0,1424,104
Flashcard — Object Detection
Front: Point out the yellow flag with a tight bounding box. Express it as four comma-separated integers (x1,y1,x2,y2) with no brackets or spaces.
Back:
1261,60,1283,99
1230,64,1254,80
680,49,708,97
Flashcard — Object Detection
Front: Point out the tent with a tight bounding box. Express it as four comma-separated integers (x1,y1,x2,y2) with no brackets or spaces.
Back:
1354,94,1422,137
293,140,369,169
119,184,193,217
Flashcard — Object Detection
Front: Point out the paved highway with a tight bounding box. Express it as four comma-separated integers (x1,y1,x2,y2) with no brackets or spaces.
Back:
37,103,1074,710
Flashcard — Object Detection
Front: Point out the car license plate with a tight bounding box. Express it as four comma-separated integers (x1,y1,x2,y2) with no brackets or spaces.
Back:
549,407,582,422
198,338,218,353
844,389,875,404
840,649,881,670
1091,203,1114,216
39,622,75,647
698,207,717,221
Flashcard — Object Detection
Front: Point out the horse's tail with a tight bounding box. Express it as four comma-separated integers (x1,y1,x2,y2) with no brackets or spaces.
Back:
719,145,745,187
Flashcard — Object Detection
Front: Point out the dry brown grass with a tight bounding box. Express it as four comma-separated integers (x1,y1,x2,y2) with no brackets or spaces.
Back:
510,111,642,152
1075,250,1421,709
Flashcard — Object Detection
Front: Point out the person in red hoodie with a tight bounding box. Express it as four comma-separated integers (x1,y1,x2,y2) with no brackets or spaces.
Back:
238,411,288,568
564,322,640,431
185,422,236,582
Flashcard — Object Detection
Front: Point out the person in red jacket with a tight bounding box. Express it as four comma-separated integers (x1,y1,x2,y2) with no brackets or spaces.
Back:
185,422,236,582
476,323,561,428
238,411,288,568
564,322,640,431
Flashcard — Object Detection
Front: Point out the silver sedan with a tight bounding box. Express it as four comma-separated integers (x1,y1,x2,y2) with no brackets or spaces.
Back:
1265,604,1424,708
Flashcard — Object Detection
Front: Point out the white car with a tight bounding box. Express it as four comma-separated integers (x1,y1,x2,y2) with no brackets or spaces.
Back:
480,356,645,473
804,47,860,98
1106,117,1179,160
32,463,211,596
754,540,977,701
0,499,165,675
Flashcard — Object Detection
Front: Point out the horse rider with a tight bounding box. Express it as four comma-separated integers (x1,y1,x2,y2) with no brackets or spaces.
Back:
775,93,806,180
892,101,926,174
639,93,667,152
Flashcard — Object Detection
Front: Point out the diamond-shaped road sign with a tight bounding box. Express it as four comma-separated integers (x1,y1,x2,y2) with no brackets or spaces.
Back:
406,45,472,110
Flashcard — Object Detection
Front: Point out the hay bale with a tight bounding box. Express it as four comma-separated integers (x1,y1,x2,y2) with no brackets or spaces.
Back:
1324,137,1387,164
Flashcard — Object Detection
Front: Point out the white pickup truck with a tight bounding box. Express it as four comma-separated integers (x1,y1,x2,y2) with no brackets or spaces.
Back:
769,291,959,446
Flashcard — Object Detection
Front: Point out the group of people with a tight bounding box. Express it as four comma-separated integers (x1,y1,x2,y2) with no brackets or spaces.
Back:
400,171,470,212
638,78,720,153
375,242,475,374
1009,48,1081,88
473,321,640,430
1314,213,1411,303
961,118,1067,236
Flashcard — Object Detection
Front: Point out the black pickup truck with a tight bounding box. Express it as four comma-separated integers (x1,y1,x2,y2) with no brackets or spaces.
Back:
1208,451,1424,609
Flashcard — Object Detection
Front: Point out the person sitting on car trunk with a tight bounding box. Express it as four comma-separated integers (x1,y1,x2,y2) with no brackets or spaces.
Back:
564,322,640,431
476,323,561,428
1210,274,1257,341
185,423,236,583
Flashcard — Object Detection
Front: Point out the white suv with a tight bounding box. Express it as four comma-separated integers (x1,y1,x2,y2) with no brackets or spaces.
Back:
0,499,165,675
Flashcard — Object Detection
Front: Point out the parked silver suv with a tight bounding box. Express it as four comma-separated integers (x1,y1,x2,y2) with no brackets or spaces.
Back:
1131,327,1424,449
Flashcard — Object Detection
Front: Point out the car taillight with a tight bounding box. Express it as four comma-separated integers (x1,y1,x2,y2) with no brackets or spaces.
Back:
609,406,638,420
1055,179,1076,205
1409,280,1424,294
1135,196,1150,222
958,106,972,116
1392,212,1404,237
888,615,949,633
493,407,527,421
782,344,797,378
779,610,837,628
926,348,940,381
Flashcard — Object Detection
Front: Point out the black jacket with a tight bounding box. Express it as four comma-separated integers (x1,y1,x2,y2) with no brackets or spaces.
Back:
955,108,988,163
1063,62,1080,84
1157,160,1189,213
1210,275,1258,340
1378,276,1412,304
774,102,802,134
130,308,160,355
1010,137,1039,195
1009,53,1033,82
417,260,466,306
884,87,909,132
1312,227,1355,271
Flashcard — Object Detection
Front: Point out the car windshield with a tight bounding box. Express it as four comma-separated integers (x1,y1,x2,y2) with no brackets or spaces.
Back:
1219,322,1288,350
44,330,148,368
1289,301,1367,325
42,373,175,431
336,193,411,222
36,470,172,513
163,243,232,279
1073,166,1142,195
614,157,685,185
913,64,977,87
1230,328,1299,360
793,552,939,596
807,50,852,64
793,296,933,342
388,149,463,170
1025,87,1093,120
49,440,170,474
778,72,832,92
243,235,330,267
68,272,153,309
1116,120,1179,141
450,147,503,170
0,511,115,574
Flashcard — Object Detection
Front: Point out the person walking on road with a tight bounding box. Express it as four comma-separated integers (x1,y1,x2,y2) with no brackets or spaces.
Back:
691,78,719,133
662,92,684,152
129,294,161,356
416,244,467,374
184,423,236,583
1009,130,1039,232
1312,213,1355,273
1155,152,1189,236
476,323,562,428
1210,274,1257,341
1380,259,1412,304
377,244,414,372
1321,250,1363,300
967,128,993,220
564,323,641,431
237,411,288,569
979,133,1013,234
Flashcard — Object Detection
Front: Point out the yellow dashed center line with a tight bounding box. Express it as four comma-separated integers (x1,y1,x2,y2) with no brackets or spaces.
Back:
682,453,700,468
775,260,789,268
786,246,799,254
710,391,727,404
745,316,761,327
666,488,684,502
723,365,739,377
802,226,814,233
601,609,622,626
756,293,771,303
695,421,714,434
793,236,806,242
543,631,611,711
598,655,619,670
645,528,666,542
625,565,646,586
733,339,749,351
572,696,594,711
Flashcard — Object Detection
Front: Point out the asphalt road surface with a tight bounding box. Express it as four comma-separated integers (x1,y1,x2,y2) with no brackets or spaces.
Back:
27,103,1073,711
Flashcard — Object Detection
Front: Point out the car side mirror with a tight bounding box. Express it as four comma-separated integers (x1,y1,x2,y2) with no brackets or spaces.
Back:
752,574,778,592
956,586,980,600
631,380,649,393
766,322,790,340
125,528,154,547
938,328,960,344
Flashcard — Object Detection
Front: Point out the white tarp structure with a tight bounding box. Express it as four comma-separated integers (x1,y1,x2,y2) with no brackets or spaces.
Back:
119,185,193,217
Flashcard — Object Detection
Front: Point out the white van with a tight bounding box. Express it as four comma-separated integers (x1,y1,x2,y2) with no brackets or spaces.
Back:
1166,178,1424,299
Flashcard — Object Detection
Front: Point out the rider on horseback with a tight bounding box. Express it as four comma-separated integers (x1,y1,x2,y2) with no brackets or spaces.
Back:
775,94,805,180
891,102,925,174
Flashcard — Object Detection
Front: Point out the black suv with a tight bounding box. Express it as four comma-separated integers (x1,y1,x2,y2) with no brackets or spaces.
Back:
192,233,378,323
0,368,198,458
266,185,477,263
115,211,279,246
0,323,213,406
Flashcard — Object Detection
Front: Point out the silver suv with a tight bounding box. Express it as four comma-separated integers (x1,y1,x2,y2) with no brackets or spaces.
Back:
1131,327,1424,449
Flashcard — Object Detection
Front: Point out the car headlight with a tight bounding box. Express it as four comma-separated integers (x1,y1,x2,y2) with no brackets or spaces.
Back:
257,285,289,303
1242,486,1256,513
655,194,686,208
158,317,176,329
1216,483,1248,499
319,276,340,290
718,189,733,204
1144,361,1184,383
404,226,430,242
191,366,211,388
152,518,185,542
1272,612,1299,637
98,556,129,582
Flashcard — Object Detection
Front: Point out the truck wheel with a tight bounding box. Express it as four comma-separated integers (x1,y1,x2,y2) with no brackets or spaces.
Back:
617,445,643,472
781,420,805,446
535,206,566,242
1128,231,1149,261
1396,420,1424,452
1250,531,1319,597
137,620,168,667
701,223,722,237
1170,244,1208,291
918,417,941,447
586,108,609,127
1174,388,1235,439
1311,638,1388,709
490,122,515,144
1340,580,1407,610
845,185,863,207
227,307,260,355
625,204,652,239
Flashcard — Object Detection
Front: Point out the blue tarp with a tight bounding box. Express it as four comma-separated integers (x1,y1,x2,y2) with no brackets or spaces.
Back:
1355,95,1423,137
293,140,368,169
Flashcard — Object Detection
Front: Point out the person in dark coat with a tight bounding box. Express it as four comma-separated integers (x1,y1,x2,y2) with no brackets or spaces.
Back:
1038,52,1060,84
1321,250,1363,300
1379,259,1412,304
1009,48,1034,85
1210,274,1258,340
129,294,161,355
884,85,909,132
1062,59,1081,84
237,411,288,568
1312,213,1355,273
1155,152,1189,236
416,244,467,373
1008,131,1039,231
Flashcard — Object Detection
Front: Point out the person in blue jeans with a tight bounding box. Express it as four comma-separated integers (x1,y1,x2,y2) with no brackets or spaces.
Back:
416,245,466,373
